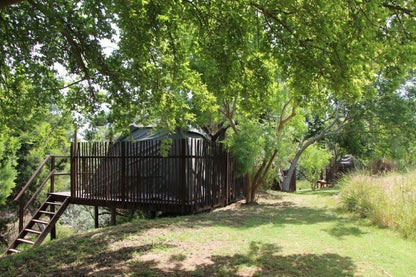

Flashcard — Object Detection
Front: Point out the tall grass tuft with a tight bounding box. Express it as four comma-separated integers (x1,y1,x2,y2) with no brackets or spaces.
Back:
339,171,416,240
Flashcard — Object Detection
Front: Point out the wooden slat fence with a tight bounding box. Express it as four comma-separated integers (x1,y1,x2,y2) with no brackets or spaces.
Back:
71,139,245,214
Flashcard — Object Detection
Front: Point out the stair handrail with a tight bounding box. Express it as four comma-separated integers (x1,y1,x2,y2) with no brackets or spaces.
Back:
24,169,56,211
14,155,51,202
13,155,70,232
14,155,52,232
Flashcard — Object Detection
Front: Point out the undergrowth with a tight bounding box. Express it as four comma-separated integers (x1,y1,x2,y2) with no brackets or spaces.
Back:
339,171,416,240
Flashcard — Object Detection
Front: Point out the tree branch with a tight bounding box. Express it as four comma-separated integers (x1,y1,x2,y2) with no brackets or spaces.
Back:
278,99,296,131
253,149,278,193
222,100,238,134
381,3,415,17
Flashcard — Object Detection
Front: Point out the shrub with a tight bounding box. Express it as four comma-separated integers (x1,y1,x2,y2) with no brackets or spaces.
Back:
339,171,416,240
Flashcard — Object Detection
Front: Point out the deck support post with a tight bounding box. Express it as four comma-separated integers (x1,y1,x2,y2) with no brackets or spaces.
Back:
94,206,99,228
111,206,116,226
50,156,56,240
226,152,230,206
18,197,24,232
71,129,78,199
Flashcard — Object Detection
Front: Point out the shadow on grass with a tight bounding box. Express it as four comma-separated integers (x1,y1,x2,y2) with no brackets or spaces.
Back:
3,240,354,276
190,190,367,240
32,241,355,276
324,225,368,239
0,223,176,276
0,191,361,276
187,241,356,277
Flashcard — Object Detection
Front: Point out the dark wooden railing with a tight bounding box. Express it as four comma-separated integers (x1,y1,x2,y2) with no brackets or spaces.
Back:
14,155,70,232
71,139,245,214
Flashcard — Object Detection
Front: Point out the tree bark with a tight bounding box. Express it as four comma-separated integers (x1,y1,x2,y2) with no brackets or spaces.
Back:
245,173,252,203
283,137,319,191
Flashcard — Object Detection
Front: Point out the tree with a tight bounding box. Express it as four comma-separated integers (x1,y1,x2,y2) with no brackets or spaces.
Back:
1,1,416,200
282,104,348,191
335,73,416,168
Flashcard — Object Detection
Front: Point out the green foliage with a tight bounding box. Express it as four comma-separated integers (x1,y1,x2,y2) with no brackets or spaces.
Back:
0,133,19,205
340,171,416,240
2,1,416,201
336,75,416,167
60,205,103,232
0,160,17,205
13,111,72,195
223,119,267,176
299,144,332,188
3,0,415,130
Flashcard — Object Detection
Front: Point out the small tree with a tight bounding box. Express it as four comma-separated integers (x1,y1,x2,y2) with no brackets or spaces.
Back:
298,144,332,189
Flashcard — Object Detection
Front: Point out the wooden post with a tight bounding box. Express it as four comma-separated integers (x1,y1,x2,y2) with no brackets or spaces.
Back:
18,197,24,232
71,129,78,198
50,156,55,193
50,156,56,240
180,139,186,214
121,142,126,206
226,152,230,206
94,206,99,228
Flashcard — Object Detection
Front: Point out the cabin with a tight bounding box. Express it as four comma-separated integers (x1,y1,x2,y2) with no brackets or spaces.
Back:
4,127,245,255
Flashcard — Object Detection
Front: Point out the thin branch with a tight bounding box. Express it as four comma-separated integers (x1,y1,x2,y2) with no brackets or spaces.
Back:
253,149,278,192
252,159,267,187
222,99,238,134
278,99,296,131
381,3,415,17
249,2,295,36
58,78,87,90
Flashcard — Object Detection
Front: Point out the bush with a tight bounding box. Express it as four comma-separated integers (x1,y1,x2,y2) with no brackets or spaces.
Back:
339,171,416,240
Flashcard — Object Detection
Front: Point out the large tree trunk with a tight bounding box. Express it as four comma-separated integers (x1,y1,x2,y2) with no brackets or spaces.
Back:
245,173,253,203
282,134,324,191
283,153,301,192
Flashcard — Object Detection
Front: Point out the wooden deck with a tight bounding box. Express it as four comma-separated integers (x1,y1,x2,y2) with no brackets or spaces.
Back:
6,139,246,255
12,138,246,238
70,139,246,214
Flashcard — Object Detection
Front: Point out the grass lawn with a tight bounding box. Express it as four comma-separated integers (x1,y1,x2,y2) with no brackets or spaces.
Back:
1,187,415,276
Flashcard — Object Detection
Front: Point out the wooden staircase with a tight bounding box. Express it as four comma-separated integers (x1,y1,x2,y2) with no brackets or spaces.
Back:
4,193,70,255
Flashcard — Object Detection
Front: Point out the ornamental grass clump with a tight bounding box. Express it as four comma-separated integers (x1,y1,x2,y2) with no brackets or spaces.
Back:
340,171,416,240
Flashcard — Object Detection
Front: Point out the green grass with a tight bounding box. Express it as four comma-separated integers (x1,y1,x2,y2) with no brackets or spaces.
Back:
1,187,415,276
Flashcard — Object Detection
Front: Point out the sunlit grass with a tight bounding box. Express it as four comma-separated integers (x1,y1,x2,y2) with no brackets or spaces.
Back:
339,171,416,240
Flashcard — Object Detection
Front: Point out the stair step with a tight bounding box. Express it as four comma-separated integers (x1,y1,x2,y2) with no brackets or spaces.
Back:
38,210,56,215
31,219,49,225
45,201,62,206
6,194,70,255
25,228,42,235
48,193,70,202
17,238,35,245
